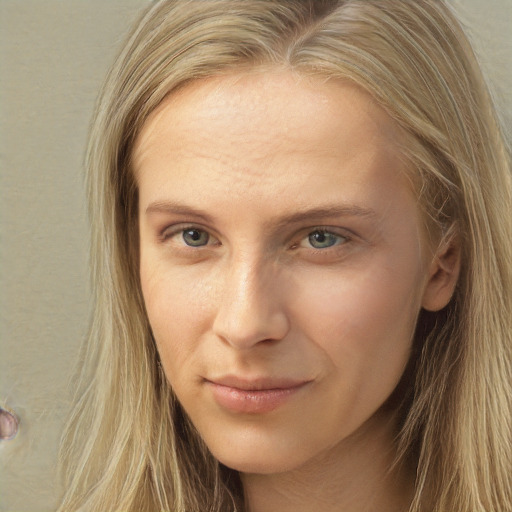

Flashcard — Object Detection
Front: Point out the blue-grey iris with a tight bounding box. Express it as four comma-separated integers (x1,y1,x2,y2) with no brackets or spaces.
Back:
183,229,209,246
308,230,339,249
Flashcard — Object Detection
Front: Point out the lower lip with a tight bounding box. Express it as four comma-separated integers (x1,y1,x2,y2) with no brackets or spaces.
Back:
206,382,308,414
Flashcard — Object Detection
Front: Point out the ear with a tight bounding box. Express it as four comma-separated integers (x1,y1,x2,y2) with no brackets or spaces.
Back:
421,235,461,312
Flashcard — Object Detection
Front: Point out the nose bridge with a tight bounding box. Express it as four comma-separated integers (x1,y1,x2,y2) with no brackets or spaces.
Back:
212,251,289,349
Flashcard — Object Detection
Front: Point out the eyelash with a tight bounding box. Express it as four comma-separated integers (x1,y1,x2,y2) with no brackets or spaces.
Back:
295,229,349,250
160,225,218,247
159,224,352,252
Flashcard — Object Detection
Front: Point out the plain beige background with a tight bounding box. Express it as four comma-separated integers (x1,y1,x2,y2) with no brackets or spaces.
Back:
0,1,510,510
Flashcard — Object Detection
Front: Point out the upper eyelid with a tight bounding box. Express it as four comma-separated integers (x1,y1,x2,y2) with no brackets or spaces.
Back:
161,222,209,235
295,228,351,248
307,227,351,236
294,226,354,241
159,223,215,242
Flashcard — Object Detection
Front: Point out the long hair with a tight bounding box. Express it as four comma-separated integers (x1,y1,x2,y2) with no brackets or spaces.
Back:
58,1,512,510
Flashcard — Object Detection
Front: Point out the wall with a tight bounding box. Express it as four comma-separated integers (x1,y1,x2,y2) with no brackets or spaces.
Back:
454,0,512,132
0,1,510,510
0,2,148,510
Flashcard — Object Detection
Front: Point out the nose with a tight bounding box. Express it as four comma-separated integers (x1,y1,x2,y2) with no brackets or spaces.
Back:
212,256,290,350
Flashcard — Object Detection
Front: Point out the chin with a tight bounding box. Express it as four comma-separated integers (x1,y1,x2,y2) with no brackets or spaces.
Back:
204,432,320,475
214,450,299,475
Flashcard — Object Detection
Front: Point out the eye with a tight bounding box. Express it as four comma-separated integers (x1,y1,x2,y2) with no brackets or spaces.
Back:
305,229,347,249
182,228,210,247
159,223,219,250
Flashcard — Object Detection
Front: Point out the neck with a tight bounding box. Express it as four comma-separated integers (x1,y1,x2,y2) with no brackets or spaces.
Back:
241,411,413,512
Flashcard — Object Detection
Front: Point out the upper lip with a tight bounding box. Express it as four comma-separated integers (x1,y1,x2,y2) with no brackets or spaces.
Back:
205,375,310,391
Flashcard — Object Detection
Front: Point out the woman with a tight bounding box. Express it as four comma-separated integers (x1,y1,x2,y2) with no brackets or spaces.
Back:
58,1,512,511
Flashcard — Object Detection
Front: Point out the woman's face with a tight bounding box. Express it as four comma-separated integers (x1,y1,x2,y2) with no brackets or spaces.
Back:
135,71,433,474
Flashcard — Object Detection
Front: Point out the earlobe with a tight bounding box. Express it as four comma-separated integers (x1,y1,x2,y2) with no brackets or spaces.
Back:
421,236,461,312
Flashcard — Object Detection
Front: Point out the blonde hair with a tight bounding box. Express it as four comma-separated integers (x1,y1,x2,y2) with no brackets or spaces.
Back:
58,1,512,511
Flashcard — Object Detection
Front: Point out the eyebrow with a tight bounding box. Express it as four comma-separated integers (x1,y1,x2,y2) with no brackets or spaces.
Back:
270,205,377,229
146,200,215,222
145,200,377,228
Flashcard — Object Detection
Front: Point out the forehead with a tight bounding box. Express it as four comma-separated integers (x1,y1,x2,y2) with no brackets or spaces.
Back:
132,70,404,174
132,70,415,226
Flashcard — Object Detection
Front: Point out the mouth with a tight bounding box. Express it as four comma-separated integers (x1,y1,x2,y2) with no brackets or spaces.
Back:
204,376,311,414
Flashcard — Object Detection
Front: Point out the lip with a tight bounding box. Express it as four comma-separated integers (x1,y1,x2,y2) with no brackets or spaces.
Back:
205,376,310,414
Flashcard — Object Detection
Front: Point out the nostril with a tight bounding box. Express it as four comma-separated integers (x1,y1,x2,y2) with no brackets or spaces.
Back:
0,406,19,440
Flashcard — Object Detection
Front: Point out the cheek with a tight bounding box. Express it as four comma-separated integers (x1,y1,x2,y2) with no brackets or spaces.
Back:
290,259,423,380
140,261,215,373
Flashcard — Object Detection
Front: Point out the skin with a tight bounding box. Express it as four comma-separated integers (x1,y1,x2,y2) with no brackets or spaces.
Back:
134,71,459,512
